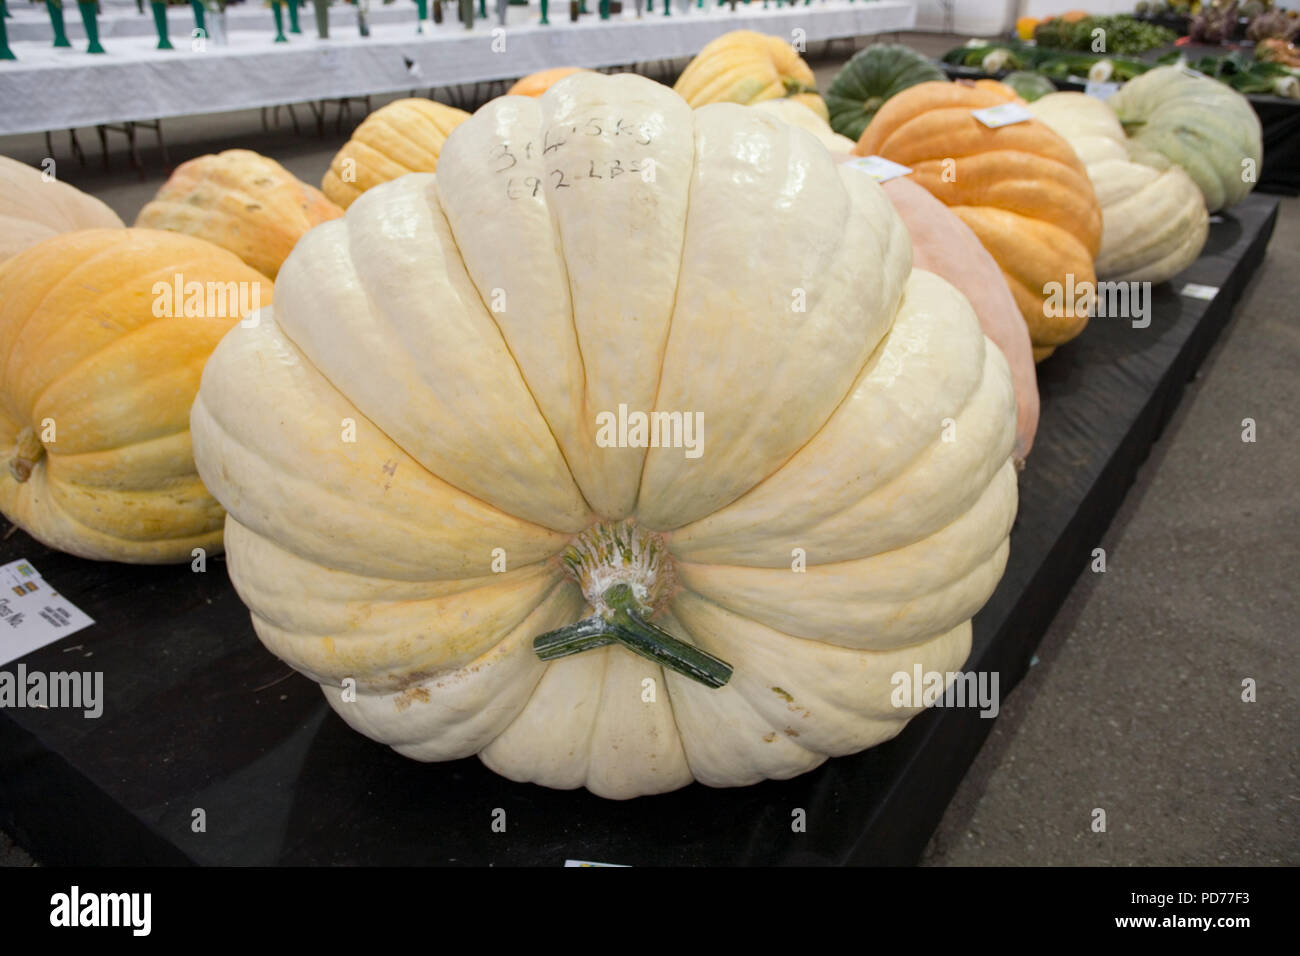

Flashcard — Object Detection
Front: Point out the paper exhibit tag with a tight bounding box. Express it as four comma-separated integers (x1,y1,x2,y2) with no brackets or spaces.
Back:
972,102,1034,128
564,860,628,867
0,559,95,666
1085,81,1121,101
842,155,913,183
1180,283,1219,301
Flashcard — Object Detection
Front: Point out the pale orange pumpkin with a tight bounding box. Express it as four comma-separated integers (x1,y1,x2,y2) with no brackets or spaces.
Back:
0,228,272,563
321,99,470,209
136,149,342,279
507,67,591,97
674,30,829,122
856,81,1102,361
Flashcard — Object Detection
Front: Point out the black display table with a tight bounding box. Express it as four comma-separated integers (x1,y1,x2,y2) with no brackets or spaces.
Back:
0,195,1280,866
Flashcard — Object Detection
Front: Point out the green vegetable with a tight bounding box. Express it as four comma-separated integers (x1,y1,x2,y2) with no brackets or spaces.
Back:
1001,71,1057,101
825,44,946,141
1036,54,1152,83
1034,14,1176,55
941,43,1027,70
1180,50,1299,94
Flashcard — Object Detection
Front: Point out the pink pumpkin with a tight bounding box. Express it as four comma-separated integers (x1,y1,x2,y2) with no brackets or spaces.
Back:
882,177,1040,463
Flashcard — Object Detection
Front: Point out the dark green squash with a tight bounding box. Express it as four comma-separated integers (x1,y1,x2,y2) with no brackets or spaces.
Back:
825,44,946,142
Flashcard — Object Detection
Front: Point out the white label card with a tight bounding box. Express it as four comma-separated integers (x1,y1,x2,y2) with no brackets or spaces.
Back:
842,155,913,182
0,559,95,667
1181,283,1219,301
564,860,628,867
971,102,1034,128
1084,81,1121,101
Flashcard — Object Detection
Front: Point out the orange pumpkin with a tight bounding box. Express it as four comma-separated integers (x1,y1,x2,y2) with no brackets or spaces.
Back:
855,81,1102,361
507,67,591,97
971,78,1024,100
136,150,342,279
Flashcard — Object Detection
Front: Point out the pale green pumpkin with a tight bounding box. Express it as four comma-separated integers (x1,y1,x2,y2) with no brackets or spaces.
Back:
1109,66,1262,213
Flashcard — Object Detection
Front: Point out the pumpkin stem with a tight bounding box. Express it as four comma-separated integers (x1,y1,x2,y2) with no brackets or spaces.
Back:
8,427,44,483
537,521,733,687
605,583,733,688
532,616,617,659
533,583,733,688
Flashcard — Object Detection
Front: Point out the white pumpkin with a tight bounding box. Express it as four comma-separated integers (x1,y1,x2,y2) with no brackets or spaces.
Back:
0,155,123,263
1029,92,1208,284
751,98,857,155
191,74,1018,799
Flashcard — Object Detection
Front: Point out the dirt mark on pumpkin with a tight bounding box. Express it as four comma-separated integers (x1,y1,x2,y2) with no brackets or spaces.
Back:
394,686,430,711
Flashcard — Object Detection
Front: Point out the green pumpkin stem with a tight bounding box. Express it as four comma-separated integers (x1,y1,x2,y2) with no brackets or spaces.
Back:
604,584,733,688
532,583,733,689
532,616,617,659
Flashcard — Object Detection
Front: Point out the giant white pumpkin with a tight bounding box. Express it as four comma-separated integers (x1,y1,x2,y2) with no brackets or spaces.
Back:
191,74,1018,799
751,99,856,154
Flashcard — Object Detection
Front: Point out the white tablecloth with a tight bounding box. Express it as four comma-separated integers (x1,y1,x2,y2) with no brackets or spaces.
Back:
5,1,423,42
0,2,917,135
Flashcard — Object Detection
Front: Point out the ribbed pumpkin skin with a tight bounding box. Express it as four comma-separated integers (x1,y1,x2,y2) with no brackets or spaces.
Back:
857,81,1103,360
1028,93,1208,284
136,150,342,279
1109,66,1263,214
0,155,123,264
825,44,946,142
674,30,828,120
0,229,272,563
191,75,1018,799
882,177,1039,463
507,67,589,97
321,99,470,209
752,99,856,154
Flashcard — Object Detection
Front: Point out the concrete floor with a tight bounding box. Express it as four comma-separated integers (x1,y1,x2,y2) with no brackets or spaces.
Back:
922,197,1300,866
1,32,1296,867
